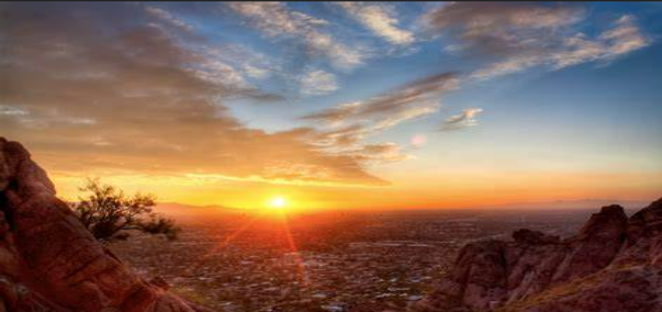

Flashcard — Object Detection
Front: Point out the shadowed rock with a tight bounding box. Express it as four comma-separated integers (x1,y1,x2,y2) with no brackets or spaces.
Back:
412,200,662,312
628,198,662,243
512,229,559,245
0,138,213,312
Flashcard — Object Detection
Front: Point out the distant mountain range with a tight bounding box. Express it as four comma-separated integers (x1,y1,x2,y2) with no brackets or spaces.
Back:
153,198,653,217
153,202,249,217
480,198,651,211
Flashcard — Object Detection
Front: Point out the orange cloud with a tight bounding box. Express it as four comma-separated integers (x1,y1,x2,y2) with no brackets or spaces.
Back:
0,3,386,187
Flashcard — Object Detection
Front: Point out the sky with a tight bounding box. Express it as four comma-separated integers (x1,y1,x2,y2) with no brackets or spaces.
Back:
1,2,661,211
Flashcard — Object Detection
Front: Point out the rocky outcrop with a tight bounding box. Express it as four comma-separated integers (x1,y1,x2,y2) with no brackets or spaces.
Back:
413,199,662,312
0,138,213,312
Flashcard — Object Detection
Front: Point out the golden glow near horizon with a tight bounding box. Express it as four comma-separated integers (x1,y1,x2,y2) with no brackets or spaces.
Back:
48,170,662,212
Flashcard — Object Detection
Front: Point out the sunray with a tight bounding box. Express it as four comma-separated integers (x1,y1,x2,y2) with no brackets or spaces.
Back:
191,213,261,270
276,210,309,286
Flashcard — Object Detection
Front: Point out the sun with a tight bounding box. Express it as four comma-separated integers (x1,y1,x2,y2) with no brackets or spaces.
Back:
267,196,287,210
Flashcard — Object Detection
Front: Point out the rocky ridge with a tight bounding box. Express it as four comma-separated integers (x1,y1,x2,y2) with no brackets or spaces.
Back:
411,199,662,312
0,138,212,312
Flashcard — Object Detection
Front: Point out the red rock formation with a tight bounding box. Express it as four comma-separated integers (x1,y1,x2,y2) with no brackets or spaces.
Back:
0,138,213,312
412,199,662,312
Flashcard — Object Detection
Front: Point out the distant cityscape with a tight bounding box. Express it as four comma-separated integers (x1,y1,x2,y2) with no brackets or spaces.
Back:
111,209,592,312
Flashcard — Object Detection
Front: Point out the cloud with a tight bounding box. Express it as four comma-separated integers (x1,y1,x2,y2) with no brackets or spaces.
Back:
0,105,28,116
0,2,388,187
357,72,459,117
421,2,651,80
550,15,650,68
344,143,411,163
202,44,282,84
190,55,248,88
336,2,414,46
145,6,194,32
299,69,339,96
226,2,366,70
301,73,459,147
311,103,440,150
303,72,458,122
422,2,584,52
300,101,361,127
368,103,440,135
300,72,459,162
441,108,483,131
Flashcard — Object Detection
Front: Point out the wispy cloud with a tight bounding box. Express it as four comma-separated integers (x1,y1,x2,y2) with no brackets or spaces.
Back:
145,6,194,32
311,103,441,149
344,142,411,163
202,44,281,84
336,2,414,46
355,72,460,117
226,2,366,70
0,2,388,186
301,101,362,127
551,15,650,68
299,69,339,96
302,72,459,140
440,108,483,131
301,72,460,161
0,105,28,116
421,2,585,53
421,2,651,80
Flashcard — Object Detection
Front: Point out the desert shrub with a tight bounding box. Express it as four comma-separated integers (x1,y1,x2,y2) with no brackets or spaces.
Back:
137,214,180,240
73,178,179,242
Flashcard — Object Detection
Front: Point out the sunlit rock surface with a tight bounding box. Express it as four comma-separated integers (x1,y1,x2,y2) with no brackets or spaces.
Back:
0,138,213,312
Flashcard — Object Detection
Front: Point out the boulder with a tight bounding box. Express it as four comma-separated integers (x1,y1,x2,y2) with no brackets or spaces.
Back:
0,138,213,312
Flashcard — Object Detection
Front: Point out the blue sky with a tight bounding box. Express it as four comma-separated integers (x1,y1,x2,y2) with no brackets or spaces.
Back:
180,2,662,137
209,2,662,174
1,2,661,208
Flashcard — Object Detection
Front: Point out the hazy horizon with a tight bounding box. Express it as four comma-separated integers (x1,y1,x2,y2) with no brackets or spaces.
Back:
150,198,654,216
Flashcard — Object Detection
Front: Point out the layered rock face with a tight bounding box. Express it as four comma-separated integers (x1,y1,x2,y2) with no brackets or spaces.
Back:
412,199,662,312
0,138,212,312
